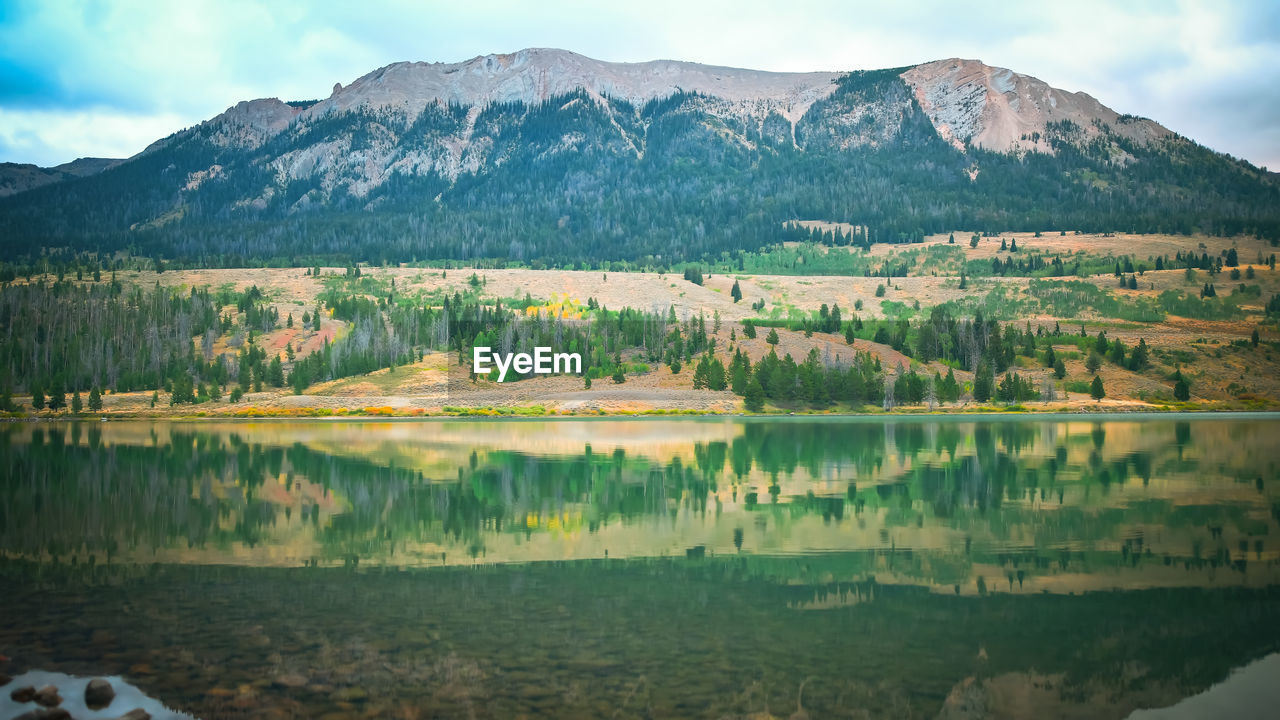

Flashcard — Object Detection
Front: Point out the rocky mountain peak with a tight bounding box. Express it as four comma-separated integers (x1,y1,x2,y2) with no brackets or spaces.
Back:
900,58,1170,153
305,48,843,125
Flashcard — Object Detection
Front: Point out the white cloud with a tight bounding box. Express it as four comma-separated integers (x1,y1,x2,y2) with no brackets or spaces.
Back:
0,107,188,166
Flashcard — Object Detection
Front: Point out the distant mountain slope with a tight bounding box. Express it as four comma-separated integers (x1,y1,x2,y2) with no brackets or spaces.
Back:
0,49,1275,265
0,157,121,197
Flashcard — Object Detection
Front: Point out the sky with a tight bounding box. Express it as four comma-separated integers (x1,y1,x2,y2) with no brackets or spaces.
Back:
1,0,1277,169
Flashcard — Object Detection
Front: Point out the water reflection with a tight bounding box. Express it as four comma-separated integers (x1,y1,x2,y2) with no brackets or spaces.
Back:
2,417,1280,719
1,417,1277,594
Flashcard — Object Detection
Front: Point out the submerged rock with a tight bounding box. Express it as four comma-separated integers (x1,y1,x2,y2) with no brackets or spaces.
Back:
116,709,152,720
10,684,36,702
34,684,62,706
86,677,116,708
272,673,308,688
13,708,72,720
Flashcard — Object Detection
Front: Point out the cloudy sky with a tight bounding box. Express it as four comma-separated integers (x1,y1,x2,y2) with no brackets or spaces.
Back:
1,0,1277,169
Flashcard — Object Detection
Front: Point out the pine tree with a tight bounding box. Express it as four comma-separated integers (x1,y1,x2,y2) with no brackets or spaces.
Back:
87,386,102,411
1085,351,1102,374
71,391,82,413
1054,357,1066,379
708,357,727,391
47,380,65,410
744,377,765,412
973,362,994,402
730,280,742,303
1090,375,1105,401
1129,338,1149,370
268,357,285,387
693,356,709,389
1173,369,1190,401
31,381,45,410
766,328,779,346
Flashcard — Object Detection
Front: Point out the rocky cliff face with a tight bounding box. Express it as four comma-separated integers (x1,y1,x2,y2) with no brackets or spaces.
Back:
901,58,1170,153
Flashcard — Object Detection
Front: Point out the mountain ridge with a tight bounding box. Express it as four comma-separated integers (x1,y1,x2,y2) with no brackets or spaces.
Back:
1,49,1275,265
186,50,1170,159
0,157,122,197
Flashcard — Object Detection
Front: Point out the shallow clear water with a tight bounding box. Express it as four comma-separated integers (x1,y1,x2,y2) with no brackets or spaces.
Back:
1,416,1278,718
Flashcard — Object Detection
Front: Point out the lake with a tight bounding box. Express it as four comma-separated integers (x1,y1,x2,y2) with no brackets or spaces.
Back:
2,416,1279,719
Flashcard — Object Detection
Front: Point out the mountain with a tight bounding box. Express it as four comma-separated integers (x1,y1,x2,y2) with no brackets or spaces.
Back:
1,49,1276,266
0,157,121,197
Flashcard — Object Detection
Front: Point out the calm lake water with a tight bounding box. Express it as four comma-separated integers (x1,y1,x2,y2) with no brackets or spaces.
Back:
1,416,1278,719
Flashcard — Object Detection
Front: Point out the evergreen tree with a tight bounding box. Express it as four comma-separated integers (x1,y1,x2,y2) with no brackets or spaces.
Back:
88,386,102,411
31,381,45,410
707,356,727,391
71,391,82,413
1085,351,1102,374
744,377,765,412
47,379,65,410
693,356,710,389
973,362,994,402
1129,338,1149,371
1053,357,1066,379
1107,338,1126,366
766,328,779,346
1173,369,1191,401
730,280,742,303
267,356,285,387
940,368,960,403
1090,375,1106,401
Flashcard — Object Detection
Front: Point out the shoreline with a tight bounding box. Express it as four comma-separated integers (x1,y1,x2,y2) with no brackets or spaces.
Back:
4,407,1279,423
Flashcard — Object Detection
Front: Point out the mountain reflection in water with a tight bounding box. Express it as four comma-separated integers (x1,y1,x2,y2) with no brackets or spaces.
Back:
1,416,1278,719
